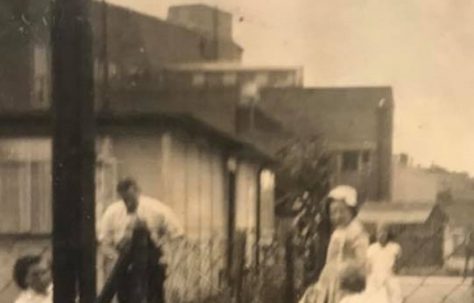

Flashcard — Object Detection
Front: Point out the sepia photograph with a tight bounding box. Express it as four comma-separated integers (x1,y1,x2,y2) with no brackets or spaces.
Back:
0,0,473,302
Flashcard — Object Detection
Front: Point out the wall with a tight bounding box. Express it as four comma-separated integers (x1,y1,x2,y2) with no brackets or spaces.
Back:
159,131,228,240
443,225,474,273
168,5,232,40
0,0,242,110
260,87,394,201
392,163,438,203
108,88,242,136
0,1,40,110
167,5,241,61
434,172,474,200
111,131,165,201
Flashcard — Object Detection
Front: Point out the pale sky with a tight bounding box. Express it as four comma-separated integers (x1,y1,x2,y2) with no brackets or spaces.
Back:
109,0,474,175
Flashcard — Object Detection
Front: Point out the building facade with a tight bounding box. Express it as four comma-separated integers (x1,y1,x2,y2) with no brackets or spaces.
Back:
259,87,394,202
0,112,275,302
391,154,438,203
0,0,243,110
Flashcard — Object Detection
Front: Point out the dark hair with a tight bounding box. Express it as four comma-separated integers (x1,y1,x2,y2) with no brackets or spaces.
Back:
326,197,358,218
340,266,366,293
13,255,42,290
378,225,396,242
116,178,138,193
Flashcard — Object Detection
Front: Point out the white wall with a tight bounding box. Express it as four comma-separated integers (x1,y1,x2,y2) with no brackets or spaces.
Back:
392,164,438,203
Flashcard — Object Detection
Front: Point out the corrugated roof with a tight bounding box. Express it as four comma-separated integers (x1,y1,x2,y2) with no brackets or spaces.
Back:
357,202,435,224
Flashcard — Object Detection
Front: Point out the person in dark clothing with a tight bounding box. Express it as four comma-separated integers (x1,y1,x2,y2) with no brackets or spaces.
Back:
99,178,184,303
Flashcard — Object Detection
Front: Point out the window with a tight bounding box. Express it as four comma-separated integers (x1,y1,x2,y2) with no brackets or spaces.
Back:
222,72,237,86
254,72,269,86
342,150,359,171
362,150,371,164
192,73,205,87
33,44,50,108
0,138,117,234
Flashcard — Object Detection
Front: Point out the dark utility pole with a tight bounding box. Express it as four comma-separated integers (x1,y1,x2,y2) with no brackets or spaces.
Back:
101,0,110,110
51,0,96,302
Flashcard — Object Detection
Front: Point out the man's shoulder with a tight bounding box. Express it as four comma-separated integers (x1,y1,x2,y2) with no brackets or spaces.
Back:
140,195,172,211
103,201,125,215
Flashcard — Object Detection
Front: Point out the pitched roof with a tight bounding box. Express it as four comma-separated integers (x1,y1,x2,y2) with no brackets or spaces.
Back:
357,202,436,224
107,87,240,135
0,109,274,165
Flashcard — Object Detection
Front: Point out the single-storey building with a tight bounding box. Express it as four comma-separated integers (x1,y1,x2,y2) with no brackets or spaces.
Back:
0,110,276,302
357,202,445,270
441,200,474,274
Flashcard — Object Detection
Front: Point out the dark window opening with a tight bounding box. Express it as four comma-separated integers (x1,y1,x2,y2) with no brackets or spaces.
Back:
342,151,359,171
362,151,370,163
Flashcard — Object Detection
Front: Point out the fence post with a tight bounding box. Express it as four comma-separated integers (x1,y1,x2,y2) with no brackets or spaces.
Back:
230,231,247,303
285,232,295,303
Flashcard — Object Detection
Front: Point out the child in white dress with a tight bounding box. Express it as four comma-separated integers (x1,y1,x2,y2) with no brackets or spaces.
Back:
298,186,369,303
366,225,402,303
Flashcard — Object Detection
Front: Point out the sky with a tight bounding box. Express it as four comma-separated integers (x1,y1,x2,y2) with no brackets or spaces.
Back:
109,0,474,175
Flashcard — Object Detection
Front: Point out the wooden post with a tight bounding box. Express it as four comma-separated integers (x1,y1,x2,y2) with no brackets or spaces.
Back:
284,233,295,303
231,231,246,303
51,0,96,302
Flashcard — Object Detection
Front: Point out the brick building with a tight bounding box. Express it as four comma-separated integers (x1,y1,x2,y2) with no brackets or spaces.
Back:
0,0,243,110
167,4,242,61
161,63,303,98
258,87,394,202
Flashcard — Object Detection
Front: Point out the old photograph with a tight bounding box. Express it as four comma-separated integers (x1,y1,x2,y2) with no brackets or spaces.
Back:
0,0,473,302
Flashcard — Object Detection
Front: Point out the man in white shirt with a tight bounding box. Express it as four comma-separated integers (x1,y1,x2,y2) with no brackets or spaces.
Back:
13,254,52,303
98,178,184,303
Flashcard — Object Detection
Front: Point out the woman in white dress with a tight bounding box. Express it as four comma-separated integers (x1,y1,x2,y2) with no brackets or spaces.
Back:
299,185,369,303
366,225,402,303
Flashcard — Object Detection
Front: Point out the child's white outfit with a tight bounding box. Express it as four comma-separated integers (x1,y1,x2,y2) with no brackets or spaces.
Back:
14,284,52,303
339,293,366,303
366,242,402,303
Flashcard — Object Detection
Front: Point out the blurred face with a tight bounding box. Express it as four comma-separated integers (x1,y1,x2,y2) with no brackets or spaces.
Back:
329,199,353,228
26,260,51,294
119,185,140,213
377,228,389,245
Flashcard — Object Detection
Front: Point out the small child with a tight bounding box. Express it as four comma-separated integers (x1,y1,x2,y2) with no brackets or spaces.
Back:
338,266,367,303
13,254,52,303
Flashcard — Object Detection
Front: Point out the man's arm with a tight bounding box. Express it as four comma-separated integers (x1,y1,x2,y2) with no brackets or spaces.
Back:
98,206,119,260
